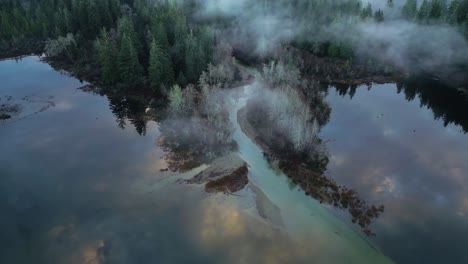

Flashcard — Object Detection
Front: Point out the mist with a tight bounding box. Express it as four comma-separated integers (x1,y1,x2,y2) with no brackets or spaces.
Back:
191,0,468,80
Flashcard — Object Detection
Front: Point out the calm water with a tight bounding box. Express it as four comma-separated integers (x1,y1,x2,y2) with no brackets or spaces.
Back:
1,56,467,263
321,84,468,263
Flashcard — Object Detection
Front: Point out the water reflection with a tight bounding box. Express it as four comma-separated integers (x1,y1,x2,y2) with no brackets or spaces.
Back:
107,94,149,135
322,82,468,264
332,75,468,133
3,56,392,264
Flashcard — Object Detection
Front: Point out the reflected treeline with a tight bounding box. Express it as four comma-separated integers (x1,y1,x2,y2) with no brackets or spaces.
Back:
80,85,156,136
331,77,468,133
399,76,468,133
107,94,149,136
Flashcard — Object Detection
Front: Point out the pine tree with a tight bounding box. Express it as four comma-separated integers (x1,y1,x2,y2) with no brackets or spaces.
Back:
184,32,201,83
118,33,142,88
456,0,468,24
118,15,140,55
429,0,443,20
402,0,418,20
374,9,385,22
418,0,430,21
360,3,373,19
148,39,162,91
151,15,169,48
86,0,101,38
447,0,460,24
96,28,117,85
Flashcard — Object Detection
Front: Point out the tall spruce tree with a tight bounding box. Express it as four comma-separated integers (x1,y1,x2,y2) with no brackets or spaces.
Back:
118,33,142,88
148,39,162,91
402,0,418,20
96,28,117,85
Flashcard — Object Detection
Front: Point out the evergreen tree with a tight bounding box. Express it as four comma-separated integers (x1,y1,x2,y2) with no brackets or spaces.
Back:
402,0,418,20
456,0,468,24
429,0,443,20
148,39,163,91
118,15,140,55
447,0,460,24
184,32,202,83
172,11,189,68
96,28,117,85
151,14,169,48
418,0,431,21
177,71,187,87
374,9,385,22
86,0,101,38
360,3,373,20
118,33,143,88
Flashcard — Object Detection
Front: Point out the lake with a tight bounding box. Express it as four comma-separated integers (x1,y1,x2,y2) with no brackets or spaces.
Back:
1,56,467,263
321,83,468,264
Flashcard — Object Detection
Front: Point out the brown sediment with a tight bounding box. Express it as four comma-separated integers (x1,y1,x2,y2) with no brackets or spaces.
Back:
164,151,203,173
205,163,249,194
179,153,249,194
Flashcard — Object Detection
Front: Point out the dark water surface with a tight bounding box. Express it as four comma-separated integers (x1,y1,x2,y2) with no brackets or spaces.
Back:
0,57,220,264
321,84,468,264
2,56,467,264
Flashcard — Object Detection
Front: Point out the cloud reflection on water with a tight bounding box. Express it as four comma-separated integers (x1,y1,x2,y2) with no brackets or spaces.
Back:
321,83,468,263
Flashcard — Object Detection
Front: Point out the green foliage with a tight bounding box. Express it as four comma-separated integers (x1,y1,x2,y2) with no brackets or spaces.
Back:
45,33,76,59
184,32,202,83
117,33,143,88
402,0,418,20
148,38,174,91
360,3,373,20
0,0,213,89
95,28,117,85
428,0,443,20
374,9,385,23
418,0,431,21
168,84,185,116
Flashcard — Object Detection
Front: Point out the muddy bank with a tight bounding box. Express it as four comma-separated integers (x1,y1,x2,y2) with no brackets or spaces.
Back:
205,164,248,193
183,153,249,194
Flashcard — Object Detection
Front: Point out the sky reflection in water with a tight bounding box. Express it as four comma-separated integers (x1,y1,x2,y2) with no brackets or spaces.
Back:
0,57,384,264
321,84,468,264
2,57,467,264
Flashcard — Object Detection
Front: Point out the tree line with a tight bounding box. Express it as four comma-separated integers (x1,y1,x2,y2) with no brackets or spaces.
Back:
401,0,468,27
0,0,214,92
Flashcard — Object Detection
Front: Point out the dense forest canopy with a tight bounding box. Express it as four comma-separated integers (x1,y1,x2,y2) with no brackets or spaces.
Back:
0,0,214,91
0,0,467,89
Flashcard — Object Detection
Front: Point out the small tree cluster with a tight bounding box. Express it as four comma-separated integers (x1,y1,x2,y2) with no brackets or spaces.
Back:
44,33,76,58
